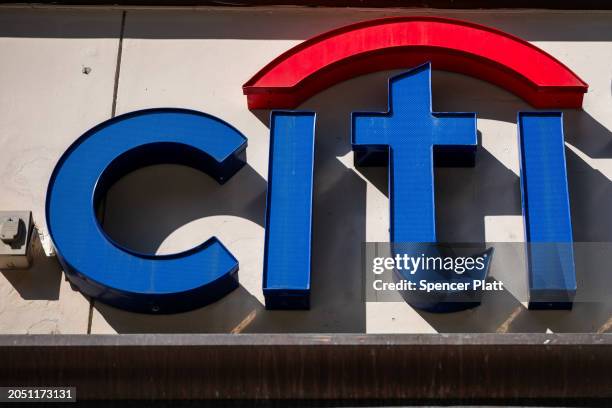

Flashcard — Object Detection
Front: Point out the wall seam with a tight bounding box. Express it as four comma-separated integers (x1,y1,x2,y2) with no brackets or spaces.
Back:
88,10,127,335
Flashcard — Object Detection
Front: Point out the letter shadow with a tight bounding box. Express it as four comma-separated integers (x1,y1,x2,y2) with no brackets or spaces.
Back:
244,75,385,333
395,71,612,333
248,69,612,334
92,163,272,333
92,104,369,332
0,229,62,301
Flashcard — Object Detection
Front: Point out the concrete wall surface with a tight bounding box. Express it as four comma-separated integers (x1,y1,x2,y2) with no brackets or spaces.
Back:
1,5,612,334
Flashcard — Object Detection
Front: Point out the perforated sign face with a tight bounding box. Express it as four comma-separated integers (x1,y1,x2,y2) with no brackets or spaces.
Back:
46,17,585,314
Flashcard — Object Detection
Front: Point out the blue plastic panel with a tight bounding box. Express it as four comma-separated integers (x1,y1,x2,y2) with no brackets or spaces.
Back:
352,63,492,312
263,111,316,309
46,108,247,314
518,112,576,309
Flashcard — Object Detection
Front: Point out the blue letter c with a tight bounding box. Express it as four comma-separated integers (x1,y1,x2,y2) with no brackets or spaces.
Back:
46,108,247,313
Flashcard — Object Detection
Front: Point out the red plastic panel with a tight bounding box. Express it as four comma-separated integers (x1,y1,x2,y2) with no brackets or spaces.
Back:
243,17,588,109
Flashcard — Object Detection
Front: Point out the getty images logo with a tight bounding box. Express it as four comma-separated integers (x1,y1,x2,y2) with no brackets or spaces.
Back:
46,17,586,314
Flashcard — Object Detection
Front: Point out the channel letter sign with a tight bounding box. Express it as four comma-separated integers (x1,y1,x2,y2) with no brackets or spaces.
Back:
46,17,586,313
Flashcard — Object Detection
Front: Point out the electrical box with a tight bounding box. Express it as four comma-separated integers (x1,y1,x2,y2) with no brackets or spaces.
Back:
0,211,34,269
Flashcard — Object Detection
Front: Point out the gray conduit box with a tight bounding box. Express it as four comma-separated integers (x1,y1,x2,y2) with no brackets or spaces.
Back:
0,211,34,269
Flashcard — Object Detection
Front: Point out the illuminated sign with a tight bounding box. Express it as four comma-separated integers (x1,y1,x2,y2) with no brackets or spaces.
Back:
46,17,586,314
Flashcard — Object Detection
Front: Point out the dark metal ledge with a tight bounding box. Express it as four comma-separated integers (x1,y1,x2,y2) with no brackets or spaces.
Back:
2,1,612,9
1,333,611,401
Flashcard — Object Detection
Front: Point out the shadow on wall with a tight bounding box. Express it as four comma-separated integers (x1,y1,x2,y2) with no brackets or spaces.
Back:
411,71,612,333
93,71,380,333
90,67,612,334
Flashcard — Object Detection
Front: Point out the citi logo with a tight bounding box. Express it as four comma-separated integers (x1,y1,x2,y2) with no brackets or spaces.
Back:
45,17,586,314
